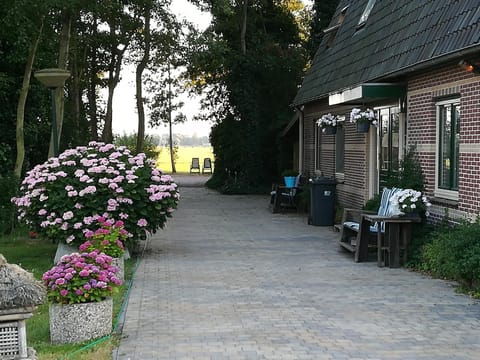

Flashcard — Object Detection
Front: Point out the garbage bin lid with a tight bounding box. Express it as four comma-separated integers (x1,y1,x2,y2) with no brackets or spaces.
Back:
309,177,337,185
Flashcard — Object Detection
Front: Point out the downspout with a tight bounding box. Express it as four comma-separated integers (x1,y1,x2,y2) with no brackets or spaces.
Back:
295,106,304,174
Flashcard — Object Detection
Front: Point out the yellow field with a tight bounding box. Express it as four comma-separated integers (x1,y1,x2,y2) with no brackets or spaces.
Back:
156,146,215,174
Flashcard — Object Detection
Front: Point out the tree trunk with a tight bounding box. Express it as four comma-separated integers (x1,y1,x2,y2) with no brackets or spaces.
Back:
135,5,151,154
88,15,99,140
48,9,72,158
103,19,128,144
168,64,176,173
14,18,44,177
240,0,248,55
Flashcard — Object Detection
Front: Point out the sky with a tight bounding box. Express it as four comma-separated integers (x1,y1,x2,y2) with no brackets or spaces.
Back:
112,0,212,138
111,0,312,139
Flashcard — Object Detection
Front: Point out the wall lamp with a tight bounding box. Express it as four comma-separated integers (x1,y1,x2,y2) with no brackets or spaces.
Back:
458,60,480,74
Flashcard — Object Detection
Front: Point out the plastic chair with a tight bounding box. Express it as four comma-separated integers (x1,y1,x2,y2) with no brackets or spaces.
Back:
202,158,213,174
190,158,200,174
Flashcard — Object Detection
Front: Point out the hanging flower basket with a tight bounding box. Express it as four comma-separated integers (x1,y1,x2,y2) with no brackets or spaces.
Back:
316,113,339,135
350,108,377,133
356,121,370,133
323,126,337,135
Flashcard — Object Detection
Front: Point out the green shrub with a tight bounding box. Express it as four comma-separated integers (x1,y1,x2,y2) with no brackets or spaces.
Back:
363,193,381,211
420,220,480,289
114,133,161,161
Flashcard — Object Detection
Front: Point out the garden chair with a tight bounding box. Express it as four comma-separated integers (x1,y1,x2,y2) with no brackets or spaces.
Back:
190,158,200,174
339,187,402,262
270,174,302,213
202,158,213,174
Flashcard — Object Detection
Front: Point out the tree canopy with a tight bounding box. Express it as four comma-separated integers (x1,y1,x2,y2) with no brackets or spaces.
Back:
0,0,338,193
185,0,310,192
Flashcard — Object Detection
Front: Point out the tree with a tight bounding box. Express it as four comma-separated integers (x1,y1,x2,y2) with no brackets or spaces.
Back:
14,18,44,177
100,0,138,143
147,12,190,173
306,0,339,59
134,1,152,154
186,0,308,191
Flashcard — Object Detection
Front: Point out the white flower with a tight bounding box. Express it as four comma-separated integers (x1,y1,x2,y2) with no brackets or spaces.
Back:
350,108,377,126
316,113,338,128
390,188,430,215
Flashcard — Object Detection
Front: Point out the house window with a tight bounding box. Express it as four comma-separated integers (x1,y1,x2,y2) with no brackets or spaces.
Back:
335,124,345,175
436,99,460,198
378,107,400,187
357,0,376,27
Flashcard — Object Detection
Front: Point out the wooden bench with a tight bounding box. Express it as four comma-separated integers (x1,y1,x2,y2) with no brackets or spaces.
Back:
339,188,418,266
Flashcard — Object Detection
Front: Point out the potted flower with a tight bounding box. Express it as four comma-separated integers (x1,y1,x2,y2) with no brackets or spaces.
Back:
79,216,129,280
42,250,122,344
281,169,298,188
389,188,431,217
12,141,179,252
316,113,339,135
350,108,378,133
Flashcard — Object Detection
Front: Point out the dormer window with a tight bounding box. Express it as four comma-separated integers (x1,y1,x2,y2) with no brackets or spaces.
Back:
357,0,376,27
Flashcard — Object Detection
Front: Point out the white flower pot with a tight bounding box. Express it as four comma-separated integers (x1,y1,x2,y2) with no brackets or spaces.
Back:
112,257,125,282
49,298,112,344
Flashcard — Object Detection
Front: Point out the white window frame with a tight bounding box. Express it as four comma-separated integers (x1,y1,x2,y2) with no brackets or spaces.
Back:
358,0,376,27
315,121,321,171
435,98,460,201
335,118,345,180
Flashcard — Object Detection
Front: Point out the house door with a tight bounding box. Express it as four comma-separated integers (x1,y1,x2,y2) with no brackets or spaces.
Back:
378,106,401,188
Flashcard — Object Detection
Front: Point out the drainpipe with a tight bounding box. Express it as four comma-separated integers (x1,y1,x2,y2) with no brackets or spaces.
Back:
295,106,304,174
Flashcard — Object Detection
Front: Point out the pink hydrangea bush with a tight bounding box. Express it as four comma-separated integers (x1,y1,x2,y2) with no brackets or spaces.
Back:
42,250,122,304
79,217,128,258
12,141,179,247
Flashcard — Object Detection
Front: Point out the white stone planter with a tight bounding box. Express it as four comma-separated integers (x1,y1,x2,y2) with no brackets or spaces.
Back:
111,257,125,282
49,298,112,344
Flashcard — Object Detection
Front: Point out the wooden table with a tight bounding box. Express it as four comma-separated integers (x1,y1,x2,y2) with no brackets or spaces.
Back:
364,215,421,268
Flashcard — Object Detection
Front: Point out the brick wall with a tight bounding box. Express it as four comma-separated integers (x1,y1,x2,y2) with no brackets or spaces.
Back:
303,103,370,210
407,63,480,222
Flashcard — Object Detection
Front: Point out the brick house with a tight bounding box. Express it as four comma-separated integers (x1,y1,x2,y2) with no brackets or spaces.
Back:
292,0,480,222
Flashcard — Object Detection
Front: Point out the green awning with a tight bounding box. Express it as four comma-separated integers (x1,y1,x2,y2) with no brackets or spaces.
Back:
329,83,406,105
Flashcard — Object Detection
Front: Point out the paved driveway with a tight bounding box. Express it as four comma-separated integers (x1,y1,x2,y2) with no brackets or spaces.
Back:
114,182,480,360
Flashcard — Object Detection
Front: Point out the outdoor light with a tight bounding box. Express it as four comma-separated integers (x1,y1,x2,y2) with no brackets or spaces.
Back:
458,60,480,74
34,68,71,157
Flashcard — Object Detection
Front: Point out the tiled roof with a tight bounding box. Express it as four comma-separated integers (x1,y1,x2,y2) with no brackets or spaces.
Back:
293,0,480,106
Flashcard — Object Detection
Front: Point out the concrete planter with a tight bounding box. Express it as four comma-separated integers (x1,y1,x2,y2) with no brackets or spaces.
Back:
112,257,124,282
49,298,112,344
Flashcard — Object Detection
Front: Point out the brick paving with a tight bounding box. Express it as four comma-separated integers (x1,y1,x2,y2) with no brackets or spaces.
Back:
114,177,480,359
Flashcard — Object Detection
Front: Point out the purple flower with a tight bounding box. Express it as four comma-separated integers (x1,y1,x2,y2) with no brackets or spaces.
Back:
60,289,68,297
79,269,90,277
96,281,107,289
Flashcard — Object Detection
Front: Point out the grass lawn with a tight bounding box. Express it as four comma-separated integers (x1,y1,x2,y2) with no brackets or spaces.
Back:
0,228,134,360
156,145,214,174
